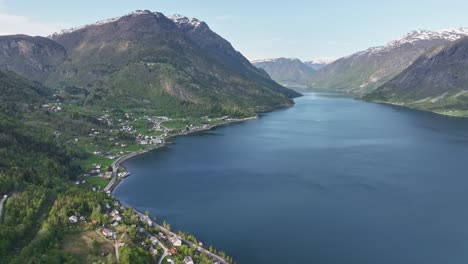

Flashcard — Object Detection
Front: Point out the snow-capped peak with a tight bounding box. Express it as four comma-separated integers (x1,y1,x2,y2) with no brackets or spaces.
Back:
169,14,203,28
251,58,301,64
360,27,468,55
49,10,161,37
306,57,336,64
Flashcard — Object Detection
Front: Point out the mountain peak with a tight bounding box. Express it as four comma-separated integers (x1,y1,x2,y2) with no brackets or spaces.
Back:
49,10,165,37
169,14,204,28
360,27,468,55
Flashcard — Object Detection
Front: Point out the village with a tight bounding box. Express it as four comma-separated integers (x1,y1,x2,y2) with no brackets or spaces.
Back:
68,109,229,190
65,163,232,264
49,105,238,263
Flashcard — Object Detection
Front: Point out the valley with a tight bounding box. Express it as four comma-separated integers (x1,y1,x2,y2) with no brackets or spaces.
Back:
2,3,468,264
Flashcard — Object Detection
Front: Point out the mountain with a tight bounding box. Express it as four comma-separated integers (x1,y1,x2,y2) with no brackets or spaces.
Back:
365,37,468,115
0,10,299,117
0,35,67,83
304,57,335,70
252,58,316,87
309,28,468,94
0,70,52,109
45,10,299,116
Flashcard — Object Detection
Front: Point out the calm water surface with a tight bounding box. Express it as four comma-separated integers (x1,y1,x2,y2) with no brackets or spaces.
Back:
114,93,468,264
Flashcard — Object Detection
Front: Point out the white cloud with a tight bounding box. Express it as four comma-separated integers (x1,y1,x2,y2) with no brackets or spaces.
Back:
0,13,69,36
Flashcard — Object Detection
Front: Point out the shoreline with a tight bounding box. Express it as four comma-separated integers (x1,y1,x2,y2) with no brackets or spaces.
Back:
364,99,468,119
101,115,258,263
104,115,258,193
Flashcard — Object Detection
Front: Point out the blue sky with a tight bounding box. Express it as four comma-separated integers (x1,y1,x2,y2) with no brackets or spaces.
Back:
2,0,468,60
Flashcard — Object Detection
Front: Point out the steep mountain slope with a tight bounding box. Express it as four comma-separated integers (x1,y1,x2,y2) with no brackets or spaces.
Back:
365,37,468,115
0,35,67,83
252,58,316,87
44,10,299,116
0,70,52,110
309,29,468,94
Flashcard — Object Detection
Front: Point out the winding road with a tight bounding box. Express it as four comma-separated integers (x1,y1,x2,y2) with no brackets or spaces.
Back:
0,195,7,222
132,209,228,264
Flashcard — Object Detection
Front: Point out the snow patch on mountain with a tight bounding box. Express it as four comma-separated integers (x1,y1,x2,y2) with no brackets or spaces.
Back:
50,10,169,37
252,58,301,64
168,14,203,28
357,28,468,56
52,11,207,36
306,57,336,64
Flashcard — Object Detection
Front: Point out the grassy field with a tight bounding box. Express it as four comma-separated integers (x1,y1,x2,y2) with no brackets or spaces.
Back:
83,154,113,171
85,177,110,189
62,230,115,262
161,120,189,130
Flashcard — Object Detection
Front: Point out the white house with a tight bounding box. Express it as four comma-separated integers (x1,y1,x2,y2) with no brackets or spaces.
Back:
169,236,182,247
150,236,158,246
69,215,78,224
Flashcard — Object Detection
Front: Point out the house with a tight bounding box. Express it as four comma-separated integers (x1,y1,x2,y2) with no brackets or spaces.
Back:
69,215,78,224
150,236,158,246
184,256,194,264
169,236,182,246
170,248,177,254
79,216,86,222
151,138,164,145
102,228,114,237
149,247,158,255
113,215,122,222
111,221,119,227
104,172,112,179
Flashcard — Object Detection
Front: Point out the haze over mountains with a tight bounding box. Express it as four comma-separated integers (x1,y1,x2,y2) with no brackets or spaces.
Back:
252,28,468,116
0,10,299,117
252,58,317,87
2,9,468,117
252,57,333,87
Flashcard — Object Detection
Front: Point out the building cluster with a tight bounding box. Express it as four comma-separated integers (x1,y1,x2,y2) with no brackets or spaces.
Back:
136,134,165,145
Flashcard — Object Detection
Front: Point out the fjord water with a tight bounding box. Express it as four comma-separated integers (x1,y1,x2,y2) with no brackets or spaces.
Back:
114,93,468,264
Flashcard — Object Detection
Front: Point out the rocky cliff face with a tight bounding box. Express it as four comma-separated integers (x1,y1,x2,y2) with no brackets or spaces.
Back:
0,35,67,83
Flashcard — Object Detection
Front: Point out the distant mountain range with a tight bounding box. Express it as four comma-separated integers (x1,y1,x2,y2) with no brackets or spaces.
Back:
252,57,334,87
252,58,316,87
0,10,300,117
251,27,468,116
309,28,468,95
364,37,468,115
305,27,468,116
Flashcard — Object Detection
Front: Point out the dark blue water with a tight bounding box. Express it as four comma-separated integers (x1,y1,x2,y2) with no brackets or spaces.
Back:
114,93,468,264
